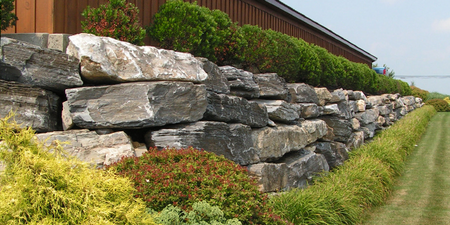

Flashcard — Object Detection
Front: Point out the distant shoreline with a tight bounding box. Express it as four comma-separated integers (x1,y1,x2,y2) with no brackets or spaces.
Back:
397,75,450,79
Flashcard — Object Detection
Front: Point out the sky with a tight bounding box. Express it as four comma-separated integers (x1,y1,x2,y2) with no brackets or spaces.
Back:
279,0,450,95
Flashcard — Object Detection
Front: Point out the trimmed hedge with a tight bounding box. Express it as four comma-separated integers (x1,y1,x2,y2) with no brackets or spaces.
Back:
149,0,411,96
268,105,436,224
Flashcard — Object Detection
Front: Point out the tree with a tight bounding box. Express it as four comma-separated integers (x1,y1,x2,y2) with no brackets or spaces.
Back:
1,0,18,31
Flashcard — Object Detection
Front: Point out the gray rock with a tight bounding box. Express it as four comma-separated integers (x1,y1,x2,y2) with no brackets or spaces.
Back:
277,149,329,189
367,95,390,106
298,103,320,118
356,100,366,112
147,121,259,165
351,118,361,130
315,87,332,106
197,57,230,94
0,81,60,132
1,37,82,93
322,104,340,115
254,73,288,100
321,116,353,143
35,130,135,168
204,92,268,127
350,91,367,101
330,89,347,103
378,104,393,116
313,142,349,169
286,83,319,104
355,108,380,125
66,81,207,129
347,131,365,150
67,33,208,84
401,96,416,106
248,163,288,193
62,101,73,131
337,100,354,119
253,100,300,124
252,120,327,161
219,66,260,99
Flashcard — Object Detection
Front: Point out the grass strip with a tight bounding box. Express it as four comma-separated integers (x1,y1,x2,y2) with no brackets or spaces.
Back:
268,105,436,224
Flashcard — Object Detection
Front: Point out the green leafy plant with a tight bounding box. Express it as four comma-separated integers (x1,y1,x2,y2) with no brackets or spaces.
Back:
108,147,286,224
81,0,146,45
0,113,156,224
1,0,18,31
150,201,242,225
425,99,450,112
148,0,235,62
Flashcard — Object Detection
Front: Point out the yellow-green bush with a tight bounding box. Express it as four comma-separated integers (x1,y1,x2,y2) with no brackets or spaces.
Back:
0,113,156,224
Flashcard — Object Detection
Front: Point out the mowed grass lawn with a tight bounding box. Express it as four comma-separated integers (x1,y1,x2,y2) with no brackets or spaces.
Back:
364,112,450,225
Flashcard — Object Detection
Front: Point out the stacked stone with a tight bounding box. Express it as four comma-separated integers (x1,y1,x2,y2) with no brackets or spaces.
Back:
0,34,423,192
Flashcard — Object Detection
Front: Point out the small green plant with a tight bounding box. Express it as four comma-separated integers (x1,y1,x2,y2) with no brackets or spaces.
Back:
108,147,286,224
0,113,156,224
81,0,146,45
1,0,18,31
150,201,242,225
425,99,450,112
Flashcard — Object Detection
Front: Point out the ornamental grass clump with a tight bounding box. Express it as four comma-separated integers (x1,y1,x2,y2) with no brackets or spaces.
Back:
108,147,286,224
269,105,436,224
0,113,156,224
81,0,146,45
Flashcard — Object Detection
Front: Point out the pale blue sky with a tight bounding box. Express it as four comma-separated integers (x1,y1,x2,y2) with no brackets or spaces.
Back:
280,0,450,77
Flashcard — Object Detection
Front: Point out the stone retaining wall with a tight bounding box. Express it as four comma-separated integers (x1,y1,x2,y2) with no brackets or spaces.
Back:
0,33,423,192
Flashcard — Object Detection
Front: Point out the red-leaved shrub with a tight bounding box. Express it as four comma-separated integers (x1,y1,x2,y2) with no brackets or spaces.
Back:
107,147,286,224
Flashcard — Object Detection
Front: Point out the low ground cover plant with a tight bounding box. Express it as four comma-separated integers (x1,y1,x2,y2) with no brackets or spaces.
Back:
108,147,286,224
81,0,146,45
0,113,156,224
268,105,436,224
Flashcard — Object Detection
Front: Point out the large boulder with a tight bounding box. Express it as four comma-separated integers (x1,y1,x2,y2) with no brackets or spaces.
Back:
197,57,230,94
321,116,353,143
347,131,365,150
286,83,319,104
248,163,288,193
0,37,83,93
298,103,320,119
203,92,268,128
253,73,288,100
355,108,380,125
313,142,349,169
330,89,347,103
0,81,60,132
146,121,259,165
65,81,207,129
253,100,300,124
252,120,327,161
67,33,208,84
276,149,329,189
219,66,260,99
35,129,135,168
315,87,332,106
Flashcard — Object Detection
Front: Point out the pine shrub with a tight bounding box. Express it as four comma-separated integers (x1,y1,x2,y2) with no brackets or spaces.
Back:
108,147,286,224
1,0,18,31
411,86,429,101
0,113,156,224
81,0,146,45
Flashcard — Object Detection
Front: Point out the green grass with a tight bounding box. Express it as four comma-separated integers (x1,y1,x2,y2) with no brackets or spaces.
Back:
363,112,450,225
268,105,436,224
427,92,450,100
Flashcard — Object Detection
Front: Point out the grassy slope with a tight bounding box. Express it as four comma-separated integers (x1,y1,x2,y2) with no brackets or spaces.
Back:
364,112,450,224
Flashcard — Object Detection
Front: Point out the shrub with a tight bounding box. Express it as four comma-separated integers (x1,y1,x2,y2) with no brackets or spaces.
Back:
81,0,146,45
1,0,18,31
269,105,436,224
0,113,156,224
151,201,242,225
427,91,449,101
411,86,429,101
425,99,450,112
148,0,234,62
108,147,285,224
311,44,337,88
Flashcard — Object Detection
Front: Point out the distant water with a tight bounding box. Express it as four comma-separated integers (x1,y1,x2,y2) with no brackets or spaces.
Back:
397,75,450,95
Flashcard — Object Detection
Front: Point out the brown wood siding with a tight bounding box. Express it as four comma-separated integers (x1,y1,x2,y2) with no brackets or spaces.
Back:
2,0,373,66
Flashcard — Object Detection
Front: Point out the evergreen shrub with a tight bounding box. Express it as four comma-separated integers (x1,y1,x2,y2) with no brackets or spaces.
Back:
108,147,286,224
0,113,155,224
81,0,146,45
1,0,18,31
425,99,450,112
148,0,235,62
411,86,429,101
